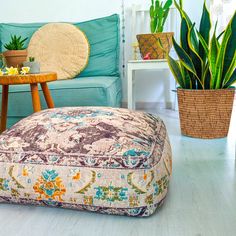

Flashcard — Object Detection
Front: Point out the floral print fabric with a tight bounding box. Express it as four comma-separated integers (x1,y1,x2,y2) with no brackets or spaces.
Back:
0,107,172,217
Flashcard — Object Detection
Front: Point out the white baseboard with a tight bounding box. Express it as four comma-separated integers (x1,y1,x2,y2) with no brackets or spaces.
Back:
121,102,174,110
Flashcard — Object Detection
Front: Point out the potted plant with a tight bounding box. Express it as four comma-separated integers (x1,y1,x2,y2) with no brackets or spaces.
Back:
137,0,173,59
3,35,28,68
167,0,236,139
23,57,40,74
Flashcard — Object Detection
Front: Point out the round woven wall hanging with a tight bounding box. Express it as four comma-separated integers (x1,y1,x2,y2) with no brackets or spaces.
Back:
27,23,90,80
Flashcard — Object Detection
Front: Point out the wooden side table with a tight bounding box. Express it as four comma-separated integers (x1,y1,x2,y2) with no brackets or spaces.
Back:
0,72,57,132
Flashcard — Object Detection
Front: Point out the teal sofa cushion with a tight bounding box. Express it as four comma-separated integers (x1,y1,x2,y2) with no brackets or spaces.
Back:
0,76,122,128
0,14,120,77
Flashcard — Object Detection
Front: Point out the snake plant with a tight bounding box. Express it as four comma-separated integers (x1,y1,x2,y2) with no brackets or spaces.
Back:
150,0,173,33
167,0,236,89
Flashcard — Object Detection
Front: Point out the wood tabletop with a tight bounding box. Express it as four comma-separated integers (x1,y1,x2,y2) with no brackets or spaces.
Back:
0,72,57,85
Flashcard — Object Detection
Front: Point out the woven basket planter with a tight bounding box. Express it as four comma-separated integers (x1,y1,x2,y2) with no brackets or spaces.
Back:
136,32,174,59
177,88,235,139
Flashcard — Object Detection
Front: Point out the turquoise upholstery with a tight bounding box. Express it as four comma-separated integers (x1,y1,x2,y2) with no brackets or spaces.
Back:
0,14,120,77
0,76,121,127
0,15,121,128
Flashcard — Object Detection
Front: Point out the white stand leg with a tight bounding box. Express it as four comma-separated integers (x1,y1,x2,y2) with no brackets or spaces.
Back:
127,65,135,110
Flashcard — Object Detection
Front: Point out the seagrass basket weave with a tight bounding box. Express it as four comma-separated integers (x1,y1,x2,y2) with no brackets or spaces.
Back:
136,32,174,59
177,88,235,139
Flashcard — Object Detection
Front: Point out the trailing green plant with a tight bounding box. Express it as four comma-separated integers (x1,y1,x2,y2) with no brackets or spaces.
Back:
29,57,35,62
4,35,28,50
167,0,236,89
150,0,173,33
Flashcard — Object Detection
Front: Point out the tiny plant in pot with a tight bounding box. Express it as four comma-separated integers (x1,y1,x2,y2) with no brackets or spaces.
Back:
137,0,173,60
23,56,40,74
167,0,236,139
3,35,28,68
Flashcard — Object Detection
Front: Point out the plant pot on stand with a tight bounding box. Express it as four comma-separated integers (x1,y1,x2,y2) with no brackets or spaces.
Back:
137,32,174,59
136,0,173,60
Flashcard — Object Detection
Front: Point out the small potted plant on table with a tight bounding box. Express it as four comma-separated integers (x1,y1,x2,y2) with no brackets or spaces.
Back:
167,0,236,139
3,35,28,68
23,57,40,74
137,0,173,59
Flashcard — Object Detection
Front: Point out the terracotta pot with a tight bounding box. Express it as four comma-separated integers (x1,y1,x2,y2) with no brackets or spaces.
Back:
136,32,174,60
177,88,235,139
3,50,28,68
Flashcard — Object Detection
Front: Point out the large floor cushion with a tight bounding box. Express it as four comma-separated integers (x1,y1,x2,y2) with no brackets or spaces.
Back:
0,107,172,217
0,76,122,128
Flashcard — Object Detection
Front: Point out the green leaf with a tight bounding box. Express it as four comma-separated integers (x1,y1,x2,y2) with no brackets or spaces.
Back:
172,37,204,88
180,17,190,54
187,24,204,88
196,31,209,56
163,0,172,10
174,0,193,27
167,55,185,88
183,67,193,89
222,12,236,83
223,69,236,88
172,37,196,75
162,8,170,30
209,28,219,88
199,1,211,62
215,20,232,89
157,8,164,32
223,51,236,87
202,63,211,89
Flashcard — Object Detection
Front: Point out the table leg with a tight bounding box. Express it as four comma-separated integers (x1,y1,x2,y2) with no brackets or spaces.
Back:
30,83,41,112
40,82,55,108
0,85,9,133
127,65,135,110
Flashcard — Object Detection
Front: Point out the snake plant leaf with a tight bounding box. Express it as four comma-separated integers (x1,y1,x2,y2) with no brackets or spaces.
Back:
174,0,193,28
215,21,232,89
209,27,219,88
222,11,236,82
167,55,185,88
196,31,209,57
180,17,190,54
223,69,236,88
173,37,204,88
187,24,204,86
172,37,196,74
183,68,194,89
217,30,225,40
223,51,236,87
199,1,211,62
202,63,211,89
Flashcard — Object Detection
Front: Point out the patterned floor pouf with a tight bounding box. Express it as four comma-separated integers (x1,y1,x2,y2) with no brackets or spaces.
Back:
0,107,172,217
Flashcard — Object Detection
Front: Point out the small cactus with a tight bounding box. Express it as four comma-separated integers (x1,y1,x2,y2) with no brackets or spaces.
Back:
29,57,35,62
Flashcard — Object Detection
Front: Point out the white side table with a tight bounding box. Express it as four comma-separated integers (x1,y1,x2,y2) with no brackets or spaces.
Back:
127,59,174,110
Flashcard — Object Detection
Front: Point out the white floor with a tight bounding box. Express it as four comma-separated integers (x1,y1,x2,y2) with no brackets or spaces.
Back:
0,106,235,236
